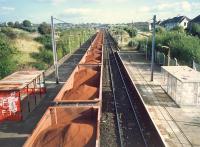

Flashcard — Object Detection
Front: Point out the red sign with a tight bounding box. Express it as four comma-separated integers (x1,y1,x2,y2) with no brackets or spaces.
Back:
0,91,22,121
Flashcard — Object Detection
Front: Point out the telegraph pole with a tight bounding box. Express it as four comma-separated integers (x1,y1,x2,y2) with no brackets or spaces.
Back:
151,15,156,81
51,16,59,84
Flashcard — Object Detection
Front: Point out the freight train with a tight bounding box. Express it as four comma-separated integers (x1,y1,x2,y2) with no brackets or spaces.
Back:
24,31,104,147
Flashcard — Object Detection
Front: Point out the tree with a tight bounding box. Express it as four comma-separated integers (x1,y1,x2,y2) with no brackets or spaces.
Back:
191,23,200,37
38,22,51,35
124,27,138,37
14,21,21,28
0,34,17,78
22,20,31,27
35,35,52,49
7,22,14,27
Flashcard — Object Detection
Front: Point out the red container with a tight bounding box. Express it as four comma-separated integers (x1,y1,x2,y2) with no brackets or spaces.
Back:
24,106,100,147
0,71,46,121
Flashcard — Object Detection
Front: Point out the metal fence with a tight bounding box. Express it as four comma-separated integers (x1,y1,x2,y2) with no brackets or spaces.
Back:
193,61,200,71
145,50,179,66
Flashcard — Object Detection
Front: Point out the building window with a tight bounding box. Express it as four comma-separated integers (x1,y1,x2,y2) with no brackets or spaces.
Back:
184,22,187,26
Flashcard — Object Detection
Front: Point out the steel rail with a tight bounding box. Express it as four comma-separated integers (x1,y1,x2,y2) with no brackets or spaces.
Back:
106,31,148,147
105,34,124,147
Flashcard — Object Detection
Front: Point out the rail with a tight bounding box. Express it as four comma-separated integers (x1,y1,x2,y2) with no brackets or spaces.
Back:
106,31,148,147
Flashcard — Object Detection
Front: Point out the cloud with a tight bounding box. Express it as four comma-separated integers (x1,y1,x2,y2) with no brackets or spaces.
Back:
0,6,15,11
35,0,65,5
63,8,92,15
139,1,200,13
84,0,128,3
58,7,143,23
0,6,15,14
59,8,104,22
52,0,65,5
36,0,128,5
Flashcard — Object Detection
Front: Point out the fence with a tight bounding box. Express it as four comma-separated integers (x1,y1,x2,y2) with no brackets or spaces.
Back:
193,61,200,72
145,48,200,72
145,48,179,66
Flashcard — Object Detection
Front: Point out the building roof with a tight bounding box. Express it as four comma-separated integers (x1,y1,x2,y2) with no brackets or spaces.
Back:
161,66,200,83
161,16,190,26
190,15,200,23
0,71,44,91
156,20,162,25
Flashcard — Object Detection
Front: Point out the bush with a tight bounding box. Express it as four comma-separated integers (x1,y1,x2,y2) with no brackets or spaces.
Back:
155,26,166,33
23,20,32,27
40,49,53,64
31,62,47,70
146,31,200,65
38,22,51,35
14,21,21,28
31,47,53,65
0,34,17,78
171,26,185,33
35,35,52,49
190,23,200,37
124,27,138,37
0,27,17,39
7,22,14,27
20,26,36,32
128,40,139,47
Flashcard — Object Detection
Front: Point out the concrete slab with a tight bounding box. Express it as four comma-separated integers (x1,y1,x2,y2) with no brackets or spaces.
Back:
119,51,200,147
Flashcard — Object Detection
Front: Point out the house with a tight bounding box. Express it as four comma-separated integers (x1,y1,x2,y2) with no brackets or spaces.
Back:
190,15,200,25
188,15,200,29
160,16,190,30
188,15,200,31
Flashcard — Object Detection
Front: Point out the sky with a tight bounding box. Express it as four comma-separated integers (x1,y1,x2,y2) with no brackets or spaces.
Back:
0,0,199,24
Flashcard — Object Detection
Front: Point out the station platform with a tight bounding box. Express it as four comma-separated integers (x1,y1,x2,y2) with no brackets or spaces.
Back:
118,51,200,147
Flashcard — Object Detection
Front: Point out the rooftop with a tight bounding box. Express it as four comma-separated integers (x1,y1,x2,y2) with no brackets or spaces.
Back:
161,66,200,83
190,15,200,23
0,71,44,91
161,16,190,25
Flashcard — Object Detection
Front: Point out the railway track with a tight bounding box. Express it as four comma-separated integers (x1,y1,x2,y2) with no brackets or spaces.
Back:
105,31,165,147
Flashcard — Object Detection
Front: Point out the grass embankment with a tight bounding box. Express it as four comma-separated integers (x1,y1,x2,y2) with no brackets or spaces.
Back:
0,27,95,79
12,29,42,68
0,27,43,78
32,28,95,69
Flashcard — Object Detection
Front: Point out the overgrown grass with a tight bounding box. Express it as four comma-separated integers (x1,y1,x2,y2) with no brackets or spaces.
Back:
32,28,95,70
139,30,200,65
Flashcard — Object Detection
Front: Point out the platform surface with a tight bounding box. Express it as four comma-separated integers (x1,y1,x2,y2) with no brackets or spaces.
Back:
119,51,200,147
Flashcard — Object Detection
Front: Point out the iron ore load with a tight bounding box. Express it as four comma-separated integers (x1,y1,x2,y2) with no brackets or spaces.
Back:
24,31,103,147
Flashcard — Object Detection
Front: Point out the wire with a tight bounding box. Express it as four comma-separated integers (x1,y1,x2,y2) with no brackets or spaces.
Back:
53,17,69,24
